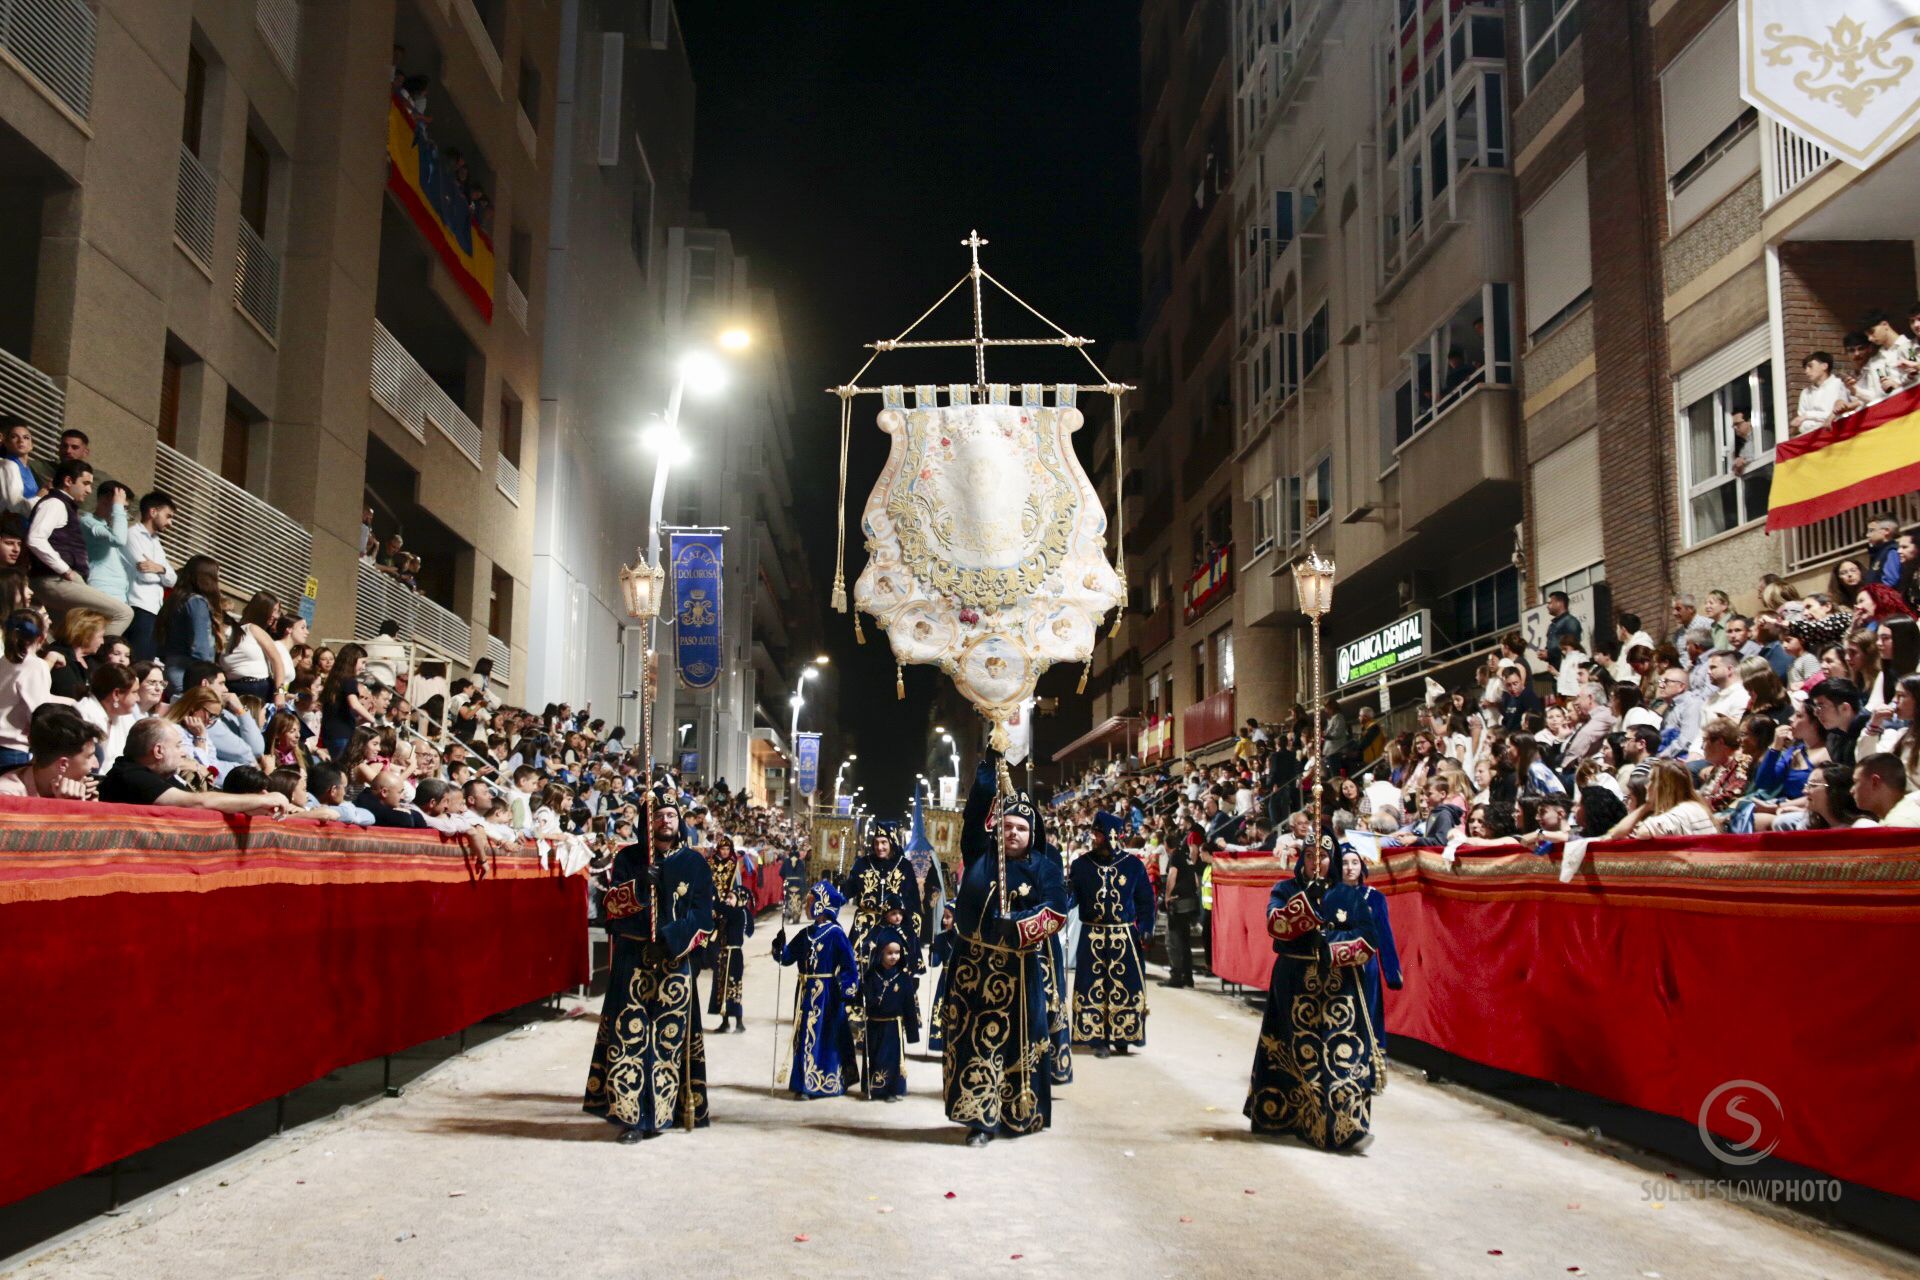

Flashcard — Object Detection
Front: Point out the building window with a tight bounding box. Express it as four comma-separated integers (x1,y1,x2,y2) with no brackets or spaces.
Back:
1301,302,1330,378
1147,670,1163,719
182,45,208,156
1440,565,1521,643
1520,0,1582,91
1193,640,1208,703
1659,8,1759,229
631,137,656,275
1250,485,1276,558
1679,354,1777,545
1538,562,1605,601
1208,498,1232,548
1215,627,1236,691
1284,453,1333,547
1390,282,1516,450
499,389,523,467
1520,157,1591,343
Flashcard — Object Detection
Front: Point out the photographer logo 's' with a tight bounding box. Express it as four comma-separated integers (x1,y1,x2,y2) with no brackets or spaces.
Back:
1698,1079,1783,1166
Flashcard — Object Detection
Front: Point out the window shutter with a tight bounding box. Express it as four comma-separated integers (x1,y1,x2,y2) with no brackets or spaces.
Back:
1674,326,1769,406
1660,8,1740,181
596,34,623,167
1520,157,1591,337
1532,430,1603,585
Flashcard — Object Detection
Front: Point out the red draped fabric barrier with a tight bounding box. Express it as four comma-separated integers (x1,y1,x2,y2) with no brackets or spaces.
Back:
748,858,783,913
1210,833,1920,1202
0,798,588,1207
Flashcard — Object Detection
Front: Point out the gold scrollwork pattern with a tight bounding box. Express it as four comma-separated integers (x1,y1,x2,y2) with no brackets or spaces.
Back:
1763,15,1920,118
1245,958,1374,1150
942,937,1046,1135
583,947,708,1131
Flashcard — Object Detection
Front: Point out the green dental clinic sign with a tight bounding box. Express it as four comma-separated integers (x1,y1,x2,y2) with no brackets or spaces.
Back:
1334,610,1429,687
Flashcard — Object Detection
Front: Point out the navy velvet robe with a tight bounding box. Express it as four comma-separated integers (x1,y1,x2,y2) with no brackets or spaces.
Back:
863,962,920,1098
583,843,716,1134
774,920,860,1098
1068,849,1156,1049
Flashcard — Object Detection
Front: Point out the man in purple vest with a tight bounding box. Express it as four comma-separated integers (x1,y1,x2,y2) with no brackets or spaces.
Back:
29,459,134,633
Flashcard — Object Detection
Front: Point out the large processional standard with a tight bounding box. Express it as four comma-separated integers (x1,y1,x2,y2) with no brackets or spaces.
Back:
829,232,1131,908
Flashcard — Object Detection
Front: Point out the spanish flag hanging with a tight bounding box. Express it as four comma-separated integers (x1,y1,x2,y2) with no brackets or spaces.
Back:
385,92,495,322
1768,384,1920,531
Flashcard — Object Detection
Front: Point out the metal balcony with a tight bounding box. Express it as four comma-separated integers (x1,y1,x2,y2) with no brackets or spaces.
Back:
233,220,281,341
369,320,484,468
0,0,95,119
495,452,520,505
503,272,528,330
0,343,65,460
485,632,511,685
174,143,217,269
153,442,312,609
255,0,300,81
355,559,471,662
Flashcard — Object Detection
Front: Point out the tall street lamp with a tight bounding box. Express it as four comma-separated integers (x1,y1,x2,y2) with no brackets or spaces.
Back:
939,730,960,797
834,754,857,808
1292,545,1337,853
789,662,821,814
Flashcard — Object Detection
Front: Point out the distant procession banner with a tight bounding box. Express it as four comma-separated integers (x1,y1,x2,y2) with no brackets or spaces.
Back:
815,816,856,875
795,732,821,797
385,92,494,321
835,796,853,817
671,532,724,690
1739,0,1920,169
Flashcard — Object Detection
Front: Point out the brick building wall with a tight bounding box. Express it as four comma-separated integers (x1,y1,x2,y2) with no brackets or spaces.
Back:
1585,0,1676,625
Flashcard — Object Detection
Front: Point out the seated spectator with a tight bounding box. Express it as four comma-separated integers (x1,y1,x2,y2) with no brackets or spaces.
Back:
159,555,224,696
0,607,54,770
354,767,427,828
304,761,373,825
177,661,266,769
28,459,134,633
75,660,141,773
1611,758,1717,838
1810,678,1869,766
1572,785,1627,838
0,707,102,798
1853,753,1920,827
1697,717,1754,817
164,685,223,785
1498,662,1543,730
0,416,36,518
132,659,168,715
222,765,271,795
98,717,293,814
47,606,108,700
221,590,288,699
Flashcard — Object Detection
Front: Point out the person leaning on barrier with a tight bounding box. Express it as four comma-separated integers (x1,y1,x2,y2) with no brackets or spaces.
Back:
0,706,103,799
99,715,293,815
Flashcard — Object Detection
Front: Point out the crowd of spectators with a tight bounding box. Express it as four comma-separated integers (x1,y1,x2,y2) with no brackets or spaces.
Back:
1040,517,1920,908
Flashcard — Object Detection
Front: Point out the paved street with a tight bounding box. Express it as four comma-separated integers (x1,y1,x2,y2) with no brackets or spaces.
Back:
11,928,1906,1280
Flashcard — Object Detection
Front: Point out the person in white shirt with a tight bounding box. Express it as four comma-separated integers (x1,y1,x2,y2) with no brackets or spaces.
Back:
1853,753,1920,828
1857,310,1919,406
27,461,133,633
124,491,178,663
1790,350,1853,434
74,660,141,774
1700,649,1751,726
0,708,102,799
0,418,37,519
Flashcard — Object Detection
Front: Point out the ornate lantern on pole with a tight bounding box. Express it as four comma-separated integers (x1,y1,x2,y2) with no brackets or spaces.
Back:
619,560,666,623
1292,546,1336,853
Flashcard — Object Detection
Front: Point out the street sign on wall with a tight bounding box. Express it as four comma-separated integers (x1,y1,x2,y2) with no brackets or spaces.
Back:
1334,610,1430,688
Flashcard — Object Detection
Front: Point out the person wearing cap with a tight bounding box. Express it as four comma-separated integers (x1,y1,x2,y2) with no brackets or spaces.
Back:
771,881,861,1099
582,789,717,1143
944,755,1068,1146
1245,835,1383,1150
1067,810,1155,1059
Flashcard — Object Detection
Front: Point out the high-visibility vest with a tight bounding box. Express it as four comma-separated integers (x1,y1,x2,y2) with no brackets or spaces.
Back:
1200,863,1214,910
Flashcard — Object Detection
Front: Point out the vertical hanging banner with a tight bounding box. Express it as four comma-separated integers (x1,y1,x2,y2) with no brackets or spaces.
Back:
1739,1,1920,169
670,532,724,689
795,732,821,797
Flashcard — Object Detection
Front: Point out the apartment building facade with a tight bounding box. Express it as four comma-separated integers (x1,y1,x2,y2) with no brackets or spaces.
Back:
1514,0,1920,631
0,0,553,695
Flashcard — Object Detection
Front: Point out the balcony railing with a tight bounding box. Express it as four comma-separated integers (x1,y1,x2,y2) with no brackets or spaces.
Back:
255,0,300,81
1182,686,1236,752
495,452,520,505
369,320,484,468
0,344,64,463
1760,116,1834,209
1184,541,1234,624
355,559,471,662
154,442,312,610
485,632,511,686
233,219,281,341
174,143,217,269
0,0,96,119
1786,491,1920,574
503,272,528,329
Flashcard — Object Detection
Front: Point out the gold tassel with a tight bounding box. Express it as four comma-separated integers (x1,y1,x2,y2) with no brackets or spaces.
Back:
895,663,905,700
854,613,866,644
831,580,847,614
1076,663,1088,695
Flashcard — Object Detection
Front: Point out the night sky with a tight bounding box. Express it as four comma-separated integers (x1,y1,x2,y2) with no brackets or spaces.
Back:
676,2,1142,809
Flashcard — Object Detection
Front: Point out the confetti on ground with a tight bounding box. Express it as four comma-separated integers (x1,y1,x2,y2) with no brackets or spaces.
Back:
793,1235,810,1243
1566,1203,1581,1210
1649,1203,1664,1211
1123,1150,1135,1158
1203,1106,1219,1112
1010,1254,1023,1261
944,1192,957,1200
1487,1250,1503,1256
1179,1217,1193,1225
1243,1189,1257,1196
878,1207,894,1214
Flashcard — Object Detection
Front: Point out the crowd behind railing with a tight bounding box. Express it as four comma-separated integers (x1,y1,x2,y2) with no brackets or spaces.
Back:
0,416,806,877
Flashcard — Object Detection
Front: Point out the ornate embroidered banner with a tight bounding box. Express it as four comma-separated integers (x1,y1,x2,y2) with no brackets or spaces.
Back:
1739,1,1920,168
813,815,856,874
671,531,724,690
794,732,820,797
853,402,1123,731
